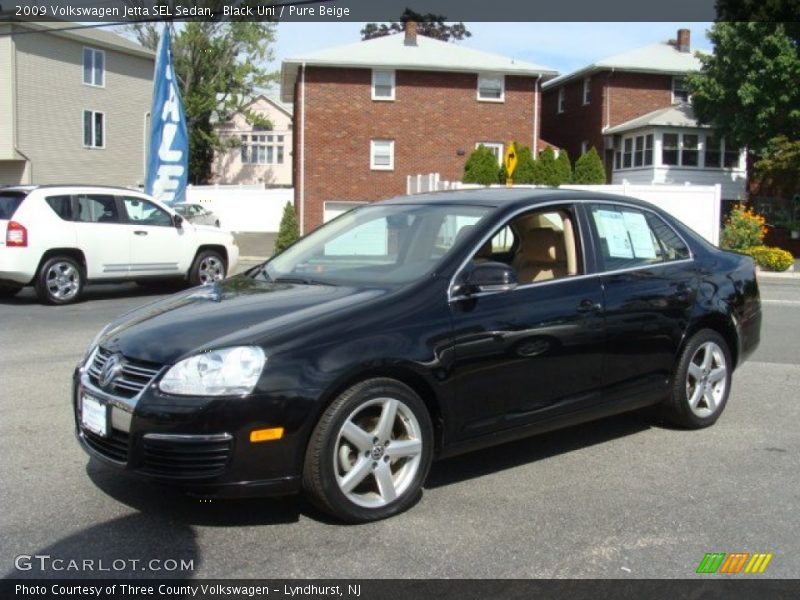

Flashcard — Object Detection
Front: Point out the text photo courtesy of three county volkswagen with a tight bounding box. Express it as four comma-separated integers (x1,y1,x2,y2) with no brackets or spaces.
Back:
1,3,799,586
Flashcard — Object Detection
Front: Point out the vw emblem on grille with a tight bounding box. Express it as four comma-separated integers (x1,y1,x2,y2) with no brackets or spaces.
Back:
98,353,124,389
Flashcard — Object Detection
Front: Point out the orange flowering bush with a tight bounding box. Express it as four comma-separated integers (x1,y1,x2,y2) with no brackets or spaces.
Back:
721,204,767,251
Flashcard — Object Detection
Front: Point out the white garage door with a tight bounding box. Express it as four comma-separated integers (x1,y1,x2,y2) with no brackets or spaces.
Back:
323,201,366,223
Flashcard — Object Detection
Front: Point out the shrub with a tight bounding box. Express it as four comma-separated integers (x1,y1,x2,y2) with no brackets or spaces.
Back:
274,201,300,254
572,147,606,183
555,148,572,184
741,245,794,271
720,204,767,251
463,145,501,184
500,142,536,184
533,145,560,186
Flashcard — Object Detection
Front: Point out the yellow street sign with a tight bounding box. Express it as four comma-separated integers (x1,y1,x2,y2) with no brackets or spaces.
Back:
504,143,517,186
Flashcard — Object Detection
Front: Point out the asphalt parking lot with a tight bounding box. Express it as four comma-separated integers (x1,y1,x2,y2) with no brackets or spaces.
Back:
0,275,798,579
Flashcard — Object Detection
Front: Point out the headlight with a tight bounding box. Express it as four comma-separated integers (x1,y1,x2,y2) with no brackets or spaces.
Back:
159,346,266,396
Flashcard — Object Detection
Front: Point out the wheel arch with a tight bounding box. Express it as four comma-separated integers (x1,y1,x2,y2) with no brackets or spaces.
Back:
307,364,446,457
681,312,739,370
35,248,87,281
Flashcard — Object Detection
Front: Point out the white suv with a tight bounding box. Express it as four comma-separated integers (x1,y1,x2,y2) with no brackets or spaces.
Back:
0,185,239,304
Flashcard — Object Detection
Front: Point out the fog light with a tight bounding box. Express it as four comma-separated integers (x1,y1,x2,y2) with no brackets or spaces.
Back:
250,427,284,442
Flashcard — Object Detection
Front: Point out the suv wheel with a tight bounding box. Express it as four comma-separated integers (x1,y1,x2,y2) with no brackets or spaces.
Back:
189,250,225,286
303,378,434,523
35,256,83,305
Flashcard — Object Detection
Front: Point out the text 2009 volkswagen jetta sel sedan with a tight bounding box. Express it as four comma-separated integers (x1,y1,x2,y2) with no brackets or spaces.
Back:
74,189,761,522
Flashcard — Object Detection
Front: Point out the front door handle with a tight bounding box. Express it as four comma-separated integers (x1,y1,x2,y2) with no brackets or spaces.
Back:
133,230,148,236
577,299,602,313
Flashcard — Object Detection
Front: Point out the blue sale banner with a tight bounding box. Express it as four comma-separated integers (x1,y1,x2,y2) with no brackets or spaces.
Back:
145,27,188,204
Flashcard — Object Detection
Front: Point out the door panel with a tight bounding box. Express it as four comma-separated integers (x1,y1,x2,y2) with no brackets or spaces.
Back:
449,276,605,439
122,197,193,277
73,194,130,279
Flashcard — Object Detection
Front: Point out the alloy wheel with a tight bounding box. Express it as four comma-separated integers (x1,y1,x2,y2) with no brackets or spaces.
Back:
685,341,728,418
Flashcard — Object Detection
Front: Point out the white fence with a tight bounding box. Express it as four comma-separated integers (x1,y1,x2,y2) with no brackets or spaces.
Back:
185,184,292,233
405,174,721,245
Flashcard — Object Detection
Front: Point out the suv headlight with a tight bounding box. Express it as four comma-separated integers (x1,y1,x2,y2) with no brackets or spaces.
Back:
159,346,266,396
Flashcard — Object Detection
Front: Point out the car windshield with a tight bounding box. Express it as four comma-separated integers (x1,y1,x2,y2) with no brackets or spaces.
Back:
262,203,491,285
0,191,28,220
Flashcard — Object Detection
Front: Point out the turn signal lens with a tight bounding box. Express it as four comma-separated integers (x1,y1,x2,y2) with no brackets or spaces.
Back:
6,221,27,247
250,427,284,443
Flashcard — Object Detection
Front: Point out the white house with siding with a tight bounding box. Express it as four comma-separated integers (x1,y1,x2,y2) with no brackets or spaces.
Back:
604,104,747,203
0,21,154,187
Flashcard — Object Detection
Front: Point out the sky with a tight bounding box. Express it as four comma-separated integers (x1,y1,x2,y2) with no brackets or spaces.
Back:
268,21,714,80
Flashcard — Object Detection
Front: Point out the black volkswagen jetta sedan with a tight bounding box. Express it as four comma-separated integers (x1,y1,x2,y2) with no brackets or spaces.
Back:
74,189,761,522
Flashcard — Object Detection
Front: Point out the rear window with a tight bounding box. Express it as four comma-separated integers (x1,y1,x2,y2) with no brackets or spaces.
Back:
0,192,28,220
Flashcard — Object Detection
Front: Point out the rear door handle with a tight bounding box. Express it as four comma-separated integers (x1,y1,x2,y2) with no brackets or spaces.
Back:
577,299,602,313
133,230,148,236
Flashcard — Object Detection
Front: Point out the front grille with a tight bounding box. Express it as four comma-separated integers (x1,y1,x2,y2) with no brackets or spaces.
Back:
88,347,162,399
139,436,233,479
83,428,130,463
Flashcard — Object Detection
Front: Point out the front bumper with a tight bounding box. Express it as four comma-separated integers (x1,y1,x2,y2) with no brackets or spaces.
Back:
72,365,317,498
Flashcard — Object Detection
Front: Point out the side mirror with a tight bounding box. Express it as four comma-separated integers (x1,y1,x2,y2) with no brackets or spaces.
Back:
463,262,518,294
173,214,184,228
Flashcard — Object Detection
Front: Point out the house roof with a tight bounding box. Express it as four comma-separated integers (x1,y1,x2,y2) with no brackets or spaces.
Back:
10,21,155,60
281,33,557,102
603,104,709,135
543,41,703,90
211,92,293,124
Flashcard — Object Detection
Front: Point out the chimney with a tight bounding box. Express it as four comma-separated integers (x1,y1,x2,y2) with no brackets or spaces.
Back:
404,21,418,46
677,28,691,53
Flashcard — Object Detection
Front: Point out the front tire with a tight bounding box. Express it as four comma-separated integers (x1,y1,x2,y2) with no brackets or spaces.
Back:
189,250,226,286
662,329,732,429
303,378,434,523
34,256,83,305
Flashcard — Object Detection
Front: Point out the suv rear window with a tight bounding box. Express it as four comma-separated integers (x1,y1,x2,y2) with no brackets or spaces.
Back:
0,191,28,220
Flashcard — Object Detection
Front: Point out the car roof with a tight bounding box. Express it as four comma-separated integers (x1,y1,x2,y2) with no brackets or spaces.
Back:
1,184,149,194
380,187,659,211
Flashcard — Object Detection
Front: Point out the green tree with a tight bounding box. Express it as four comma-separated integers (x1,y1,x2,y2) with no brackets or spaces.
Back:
532,146,560,186
554,149,572,185
572,147,606,184
130,9,277,183
361,9,472,41
274,202,300,254
688,21,800,155
463,145,500,185
499,142,535,184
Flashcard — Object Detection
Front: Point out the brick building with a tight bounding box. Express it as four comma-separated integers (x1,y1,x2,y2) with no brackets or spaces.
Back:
541,29,747,204
280,24,556,232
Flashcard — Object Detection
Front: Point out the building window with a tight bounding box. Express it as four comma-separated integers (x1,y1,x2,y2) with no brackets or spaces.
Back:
705,135,721,168
672,76,689,104
83,110,104,148
372,70,395,101
582,78,591,105
370,139,394,170
557,88,565,113
662,133,679,165
581,140,589,156
477,74,504,102
83,47,105,87
615,134,654,170
723,143,740,168
477,142,504,165
681,134,699,166
240,134,285,165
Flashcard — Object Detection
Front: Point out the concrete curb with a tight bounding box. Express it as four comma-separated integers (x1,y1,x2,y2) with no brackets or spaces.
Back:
756,270,800,280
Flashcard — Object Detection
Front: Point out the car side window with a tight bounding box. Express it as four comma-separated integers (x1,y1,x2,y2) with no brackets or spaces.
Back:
588,204,688,272
45,195,74,221
468,206,582,283
76,194,119,223
123,197,173,227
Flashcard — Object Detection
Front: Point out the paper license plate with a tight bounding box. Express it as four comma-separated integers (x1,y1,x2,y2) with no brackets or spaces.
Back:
81,394,107,437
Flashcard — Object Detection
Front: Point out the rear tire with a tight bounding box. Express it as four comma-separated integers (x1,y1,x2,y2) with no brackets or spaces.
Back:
34,256,83,305
188,250,226,286
0,284,23,298
303,378,433,523
662,329,732,429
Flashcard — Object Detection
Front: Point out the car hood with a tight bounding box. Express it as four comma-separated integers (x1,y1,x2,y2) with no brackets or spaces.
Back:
97,276,388,365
